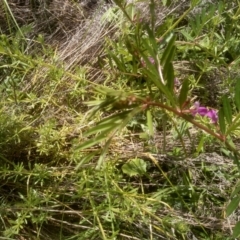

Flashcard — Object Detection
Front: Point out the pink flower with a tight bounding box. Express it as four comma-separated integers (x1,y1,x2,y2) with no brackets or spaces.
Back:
148,57,155,64
141,57,155,67
191,102,218,124
174,78,180,86
206,109,218,124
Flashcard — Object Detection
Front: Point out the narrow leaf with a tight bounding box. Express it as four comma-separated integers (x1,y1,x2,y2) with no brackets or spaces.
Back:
160,34,176,94
164,61,175,93
97,111,131,126
84,122,119,137
84,111,131,136
96,138,113,170
232,221,240,238
161,33,175,66
161,0,171,7
145,21,157,51
222,95,232,124
75,133,107,151
141,54,175,104
225,112,240,135
141,58,172,100
75,151,100,170
178,79,189,109
149,0,156,30
226,196,240,217
164,45,176,66
218,108,226,134
231,180,240,198
235,79,240,111
107,51,126,72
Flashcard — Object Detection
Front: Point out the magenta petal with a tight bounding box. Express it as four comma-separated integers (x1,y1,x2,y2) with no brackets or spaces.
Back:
191,102,218,123
141,57,155,67
148,57,155,64
206,109,218,123
197,107,209,116
194,101,200,108
191,106,209,116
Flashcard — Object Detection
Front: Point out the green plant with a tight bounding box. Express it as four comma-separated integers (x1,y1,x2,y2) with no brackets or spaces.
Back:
77,0,240,238
1,0,240,239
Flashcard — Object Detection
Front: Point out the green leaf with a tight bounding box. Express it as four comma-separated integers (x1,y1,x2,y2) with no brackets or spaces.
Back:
164,61,175,93
141,54,174,103
140,51,175,104
161,33,175,66
222,95,232,124
125,2,135,20
180,29,194,41
145,16,156,49
232,152,240,171
147,110,154,136
86,96,119,119
75,133,107,151
84,122,119,137
226,196,240,217
107,50,126,72
160,34,176,94
96,138,113,170
164,45,176,66
122,158,147,177
226,112,240,136
75,151,100,170
94,111,130,126
161,0,171,7
231,180,240,198
149,0,156,28
97,107,143,169
196,135,205,154
218,108,226,134
178,79,189,109
191,0,201,7
84,111,131,137
233,221,240,238
235,79,240,111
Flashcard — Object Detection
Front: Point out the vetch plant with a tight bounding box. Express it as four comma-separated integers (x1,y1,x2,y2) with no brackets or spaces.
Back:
77,0,240,238
1,0,240,239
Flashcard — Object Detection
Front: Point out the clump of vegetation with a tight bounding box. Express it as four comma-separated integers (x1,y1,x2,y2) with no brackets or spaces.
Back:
1,0,240,239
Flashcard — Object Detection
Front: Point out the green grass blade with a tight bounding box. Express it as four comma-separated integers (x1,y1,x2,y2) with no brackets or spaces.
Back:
226,196,240,217
84,122,119,137
75,133,108,151
218,108,226,134
235,79,240,111
178,79,189,109
233,221,240,238
164,61,175,93
222,95,232,124
160,33,175,66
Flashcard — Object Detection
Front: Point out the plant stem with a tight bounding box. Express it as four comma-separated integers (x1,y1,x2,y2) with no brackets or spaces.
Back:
147,100,240,157
148,101,223,140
